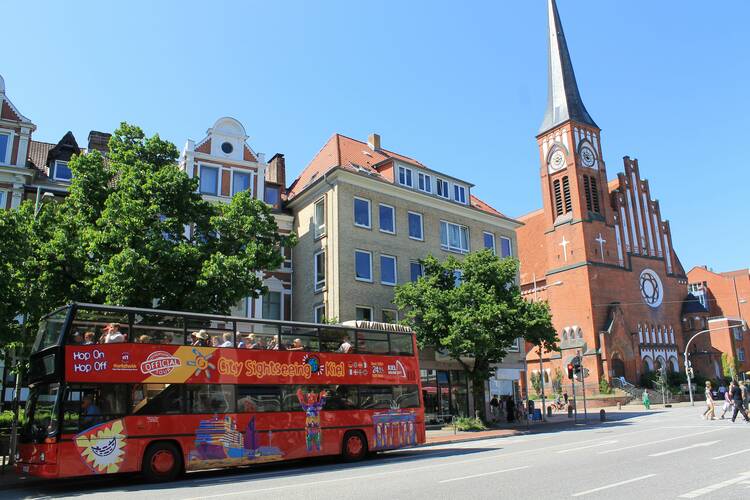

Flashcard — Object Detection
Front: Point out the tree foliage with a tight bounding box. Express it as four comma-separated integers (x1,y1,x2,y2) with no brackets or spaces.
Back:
721,353,739,381
394,250,558,419
0,122,295,354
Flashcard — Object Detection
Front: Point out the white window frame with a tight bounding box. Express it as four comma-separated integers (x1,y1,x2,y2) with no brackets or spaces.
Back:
500,236,513,258
198,163,220,196
453,184,467,204
314,197,326,239
353,196,371,229
314,250,326,291
436,178,449,199
53,160,72,182
0,190,8,210
483,231,496,255
380,254,397,286
410,261,424,282
407,211,424,241
0,130,12,165
231,169,254,197
354,249,373,283
440,220,470,253
355,306,374,322
378,203,396,234
417,172,432,193
314,304,326,323
261,291,282,320
398,166,413,187
508,338,521,352
382,309,399,324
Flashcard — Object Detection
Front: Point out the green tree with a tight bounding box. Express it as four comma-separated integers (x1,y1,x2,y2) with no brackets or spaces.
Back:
0,122,295,354
530,372,541,397
721,353,739,381
394,250,558,420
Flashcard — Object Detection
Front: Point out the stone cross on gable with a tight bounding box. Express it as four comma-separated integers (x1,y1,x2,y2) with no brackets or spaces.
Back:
596,233,606,259
559,237,569,262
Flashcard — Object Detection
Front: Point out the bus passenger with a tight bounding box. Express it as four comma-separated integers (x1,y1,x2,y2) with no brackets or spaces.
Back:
101,323,125,343
162,332,175,344
83,332,96,345
70,331,83,345
288,338,305,351
235,334,246,349
219,332,234,348
338,335,352,353
191,330,209,347
81,395,102,426
136,334,151,344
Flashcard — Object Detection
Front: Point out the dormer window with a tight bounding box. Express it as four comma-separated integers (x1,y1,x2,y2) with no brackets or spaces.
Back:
436,178,449,199
264,185,280,207
53,160,73,181
0,132,10,164
453,185,467,204
398,166,413,187
418,172,432,193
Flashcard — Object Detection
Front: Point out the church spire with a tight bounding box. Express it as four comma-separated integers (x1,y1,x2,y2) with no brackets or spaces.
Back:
538,0,598,135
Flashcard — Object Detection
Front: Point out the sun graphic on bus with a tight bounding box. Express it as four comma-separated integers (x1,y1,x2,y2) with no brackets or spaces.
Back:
75,419,127,474
188,348,216,378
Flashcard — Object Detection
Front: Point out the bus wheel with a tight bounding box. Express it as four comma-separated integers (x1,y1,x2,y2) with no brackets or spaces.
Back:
342,431,367,462
142,442,182,482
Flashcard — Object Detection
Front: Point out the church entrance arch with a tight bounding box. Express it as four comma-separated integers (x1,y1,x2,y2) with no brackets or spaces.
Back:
611,353,626,378
642,356,654,373
668,357,679,373
655,356,665,372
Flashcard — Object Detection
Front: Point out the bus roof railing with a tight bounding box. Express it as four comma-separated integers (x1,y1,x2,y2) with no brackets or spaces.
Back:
59,302,413,335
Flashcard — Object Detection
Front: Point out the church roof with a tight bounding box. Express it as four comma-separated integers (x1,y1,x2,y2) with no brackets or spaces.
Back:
538,0,598,136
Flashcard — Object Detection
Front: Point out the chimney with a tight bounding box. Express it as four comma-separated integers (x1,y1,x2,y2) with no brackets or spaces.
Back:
88,131,111,154
267,153,286,188
367,133,381,151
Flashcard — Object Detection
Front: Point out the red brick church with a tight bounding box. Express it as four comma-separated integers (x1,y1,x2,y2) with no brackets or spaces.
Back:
517,0,697,392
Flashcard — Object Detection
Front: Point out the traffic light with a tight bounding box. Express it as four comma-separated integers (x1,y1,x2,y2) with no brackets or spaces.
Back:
571,355,582,376
567,363,574,380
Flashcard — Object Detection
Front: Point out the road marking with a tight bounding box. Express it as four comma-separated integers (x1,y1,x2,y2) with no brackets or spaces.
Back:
438,465,530,483
571,474,657,497
678,470,750,498
556,440,617,453
712,448,750,460
597,427,729,454
648,440,720,457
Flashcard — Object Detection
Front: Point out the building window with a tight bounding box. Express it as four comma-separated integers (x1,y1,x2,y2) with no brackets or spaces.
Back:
453,270,463,287
199,165,219,195
314,251,325,291
440,221,469,253
380,255,397,286
738,347,746,362
436,178,449,199
583,175,601,213
408,211,423,240
355,250,373,282
410,261,424,282
314,304,326,323
382,309,398,324
354,197,371,228
356,307,373,322
0,132,9,164
262,291,281,320
232,171,252,196
379,204,395,234
734,327,744,341
264,185,280,206
500,237,512,258
483,232,496,254
221,142,233,154
314,198,326,238
418,172,432,193
562,176,572,213
54,160,73,181
398,166,413,187
508,338,521,352
0,191,6,210
453,185,467,204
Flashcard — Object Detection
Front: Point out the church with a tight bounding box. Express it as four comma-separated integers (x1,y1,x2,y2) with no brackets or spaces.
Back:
517,0,698,392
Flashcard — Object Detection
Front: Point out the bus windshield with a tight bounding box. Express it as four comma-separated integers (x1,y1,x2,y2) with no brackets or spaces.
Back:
20,382,61,444
32,308,69,354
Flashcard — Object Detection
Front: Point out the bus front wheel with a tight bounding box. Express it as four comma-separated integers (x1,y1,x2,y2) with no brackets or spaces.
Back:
142,442,183,482
342,431,368,462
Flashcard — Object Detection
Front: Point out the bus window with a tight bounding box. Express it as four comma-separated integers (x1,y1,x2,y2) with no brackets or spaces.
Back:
322,385,358,410
280,327,318,352
69,308,129,345
236,386,282,412
356,330,389,354
186,318,232,348
62,384,127,433
132,384,184,415
389,332,414,356
187,384,235,414
358,386,394,410
319,328,353,353
236,323,278,349
393,385,420,409
34,309,68,352
131,313,184,345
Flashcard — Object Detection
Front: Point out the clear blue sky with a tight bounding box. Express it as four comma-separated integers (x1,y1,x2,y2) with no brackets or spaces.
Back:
4,1,748,272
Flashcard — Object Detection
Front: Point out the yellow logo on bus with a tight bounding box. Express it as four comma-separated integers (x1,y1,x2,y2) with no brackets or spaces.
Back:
75,419,127,474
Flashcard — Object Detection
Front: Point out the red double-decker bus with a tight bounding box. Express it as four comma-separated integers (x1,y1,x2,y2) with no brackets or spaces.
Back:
16,303,425,481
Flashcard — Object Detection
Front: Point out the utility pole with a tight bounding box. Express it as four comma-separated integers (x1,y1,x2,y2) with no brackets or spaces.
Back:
578,350,588,423
538,347,546,422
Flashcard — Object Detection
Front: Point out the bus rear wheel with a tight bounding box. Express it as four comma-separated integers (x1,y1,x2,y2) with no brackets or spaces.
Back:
342,431,367,462
142,442,182,482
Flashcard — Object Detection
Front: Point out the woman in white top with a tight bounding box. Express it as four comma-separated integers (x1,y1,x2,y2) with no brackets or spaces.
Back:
703,381,716,420
101,323,125,343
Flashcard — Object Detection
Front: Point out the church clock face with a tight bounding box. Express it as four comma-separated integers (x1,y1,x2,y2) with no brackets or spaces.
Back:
548,150,566,173
580,145,596,168
639,268,663,308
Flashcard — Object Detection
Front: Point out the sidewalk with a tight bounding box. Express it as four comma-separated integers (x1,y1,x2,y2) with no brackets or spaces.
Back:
425,412,573,446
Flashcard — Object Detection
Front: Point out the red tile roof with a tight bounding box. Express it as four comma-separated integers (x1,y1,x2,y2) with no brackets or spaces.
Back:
288,133,506,218
27,140,55,176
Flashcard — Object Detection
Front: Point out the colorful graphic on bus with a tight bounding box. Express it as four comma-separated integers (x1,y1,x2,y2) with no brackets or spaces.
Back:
75,419,127,474
188,416,283,470
297,389,327,452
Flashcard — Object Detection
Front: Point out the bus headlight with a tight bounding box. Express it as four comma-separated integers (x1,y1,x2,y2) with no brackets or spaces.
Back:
14,451,20,462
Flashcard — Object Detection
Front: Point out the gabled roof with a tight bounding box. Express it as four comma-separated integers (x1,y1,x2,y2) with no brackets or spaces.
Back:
27,140,55,175
682,293,709,315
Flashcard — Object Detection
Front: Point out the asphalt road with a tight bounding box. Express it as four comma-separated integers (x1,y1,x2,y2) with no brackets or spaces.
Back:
5,405,750,500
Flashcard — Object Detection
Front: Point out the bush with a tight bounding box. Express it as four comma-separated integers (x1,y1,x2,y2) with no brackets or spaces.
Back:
453,416,487,432
0,409,24,430
599,379,612,395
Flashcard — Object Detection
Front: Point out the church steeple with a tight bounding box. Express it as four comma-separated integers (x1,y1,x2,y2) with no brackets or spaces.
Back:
538,0,598,136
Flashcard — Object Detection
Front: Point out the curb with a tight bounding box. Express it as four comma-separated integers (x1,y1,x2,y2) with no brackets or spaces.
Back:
421,419,578,447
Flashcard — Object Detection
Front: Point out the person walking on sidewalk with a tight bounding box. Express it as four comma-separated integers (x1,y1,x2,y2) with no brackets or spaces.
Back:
703,381,716,420
729,381,750,423
720,386,734,419
489,395,500,422
642,390,650,410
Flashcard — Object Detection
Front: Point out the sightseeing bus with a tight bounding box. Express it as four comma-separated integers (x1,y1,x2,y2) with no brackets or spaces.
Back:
16,303,425,481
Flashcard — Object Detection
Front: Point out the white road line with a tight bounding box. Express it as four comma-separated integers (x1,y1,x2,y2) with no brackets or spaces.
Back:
648,440,720,457
712,448,750,460
571,474,657,497
438,465,530,483
678,470,750,498
556,440,617,453
597,427,729,454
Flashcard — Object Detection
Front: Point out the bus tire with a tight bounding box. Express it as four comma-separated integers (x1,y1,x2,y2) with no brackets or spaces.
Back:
342,430,368,462
142,441,183,482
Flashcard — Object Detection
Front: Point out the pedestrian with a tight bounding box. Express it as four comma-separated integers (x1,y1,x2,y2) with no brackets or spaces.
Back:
702,381,716,420
563,392,569,405
718,383,727,401
720,386,733,419
506,397,515,423
729,381,750,423
490,395,500,421
642,389,650,410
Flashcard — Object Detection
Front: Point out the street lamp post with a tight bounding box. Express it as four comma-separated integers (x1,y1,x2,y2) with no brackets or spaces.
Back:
684,320,747,406
529,280,563,421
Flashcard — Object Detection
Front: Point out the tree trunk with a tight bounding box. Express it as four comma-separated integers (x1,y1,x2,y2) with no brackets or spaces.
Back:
471,374,487,422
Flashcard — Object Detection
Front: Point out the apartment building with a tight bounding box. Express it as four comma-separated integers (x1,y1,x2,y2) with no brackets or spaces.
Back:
286,132,523,421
